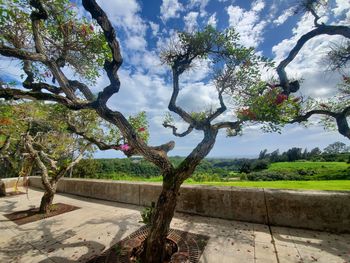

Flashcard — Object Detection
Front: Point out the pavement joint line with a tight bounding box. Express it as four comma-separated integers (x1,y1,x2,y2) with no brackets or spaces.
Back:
263,188,280,263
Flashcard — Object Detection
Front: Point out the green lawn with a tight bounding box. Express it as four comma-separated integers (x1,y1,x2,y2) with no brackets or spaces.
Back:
95,161,350,191
100,173,350,191
184,180,350,191
269,161,349,171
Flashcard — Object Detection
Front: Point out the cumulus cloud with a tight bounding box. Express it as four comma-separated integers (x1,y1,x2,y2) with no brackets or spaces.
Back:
184,11,199,32
149,21,160,37
97,0,146,35
227,0,267,48
160,0,184,22
332,0,350,18
272,13,345,99
251,0,265,13
273,7,294,26
188,0,209,17
207,13,217,28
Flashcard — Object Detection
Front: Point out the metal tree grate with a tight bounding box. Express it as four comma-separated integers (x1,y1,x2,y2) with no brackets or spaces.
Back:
87,226,209,263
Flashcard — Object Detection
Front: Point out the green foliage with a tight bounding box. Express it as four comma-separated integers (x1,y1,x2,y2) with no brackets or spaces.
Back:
186,180,350,191
323,141,349,154
236,86,302,132
139,202,155,225
0,0,111,83
0,101,94,178
185,173,221,182
72,159,101,178
261,161,350,180
128,111,149,143
247,171,304,181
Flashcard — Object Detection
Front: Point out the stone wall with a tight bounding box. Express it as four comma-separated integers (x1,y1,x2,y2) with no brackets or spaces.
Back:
29,176,350,233
1,177,24,189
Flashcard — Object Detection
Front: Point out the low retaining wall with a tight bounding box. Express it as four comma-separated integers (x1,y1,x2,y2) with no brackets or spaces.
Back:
1,177,24,189
29,177,350,233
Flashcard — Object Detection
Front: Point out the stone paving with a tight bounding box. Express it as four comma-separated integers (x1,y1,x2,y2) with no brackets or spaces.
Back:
0,187,349,263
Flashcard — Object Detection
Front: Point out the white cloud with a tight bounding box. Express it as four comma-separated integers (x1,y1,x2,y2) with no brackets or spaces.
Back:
160,0,184,22
177,82,219,112
97,0,146,35
149,21,160,37
251,0,265,13
272,13,345,99
332,0,350,17
207,13,217,28
184,11,199,32
227,1,267,48
188,0,209,17
126,35,147,50
273,7,294,26
128,51,167,75
181,59,212,83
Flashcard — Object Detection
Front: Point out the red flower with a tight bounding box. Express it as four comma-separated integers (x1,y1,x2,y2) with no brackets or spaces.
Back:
81,25,87,36
275,94,288,105
238,109,256,120
89,24,94,31
138,127,146,132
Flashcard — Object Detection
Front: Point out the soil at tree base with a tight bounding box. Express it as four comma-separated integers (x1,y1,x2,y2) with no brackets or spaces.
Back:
4,203,80,225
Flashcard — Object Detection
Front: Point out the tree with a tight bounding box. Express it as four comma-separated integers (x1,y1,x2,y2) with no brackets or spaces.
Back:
0,0,348,262
270,149,280,163
309,147,321,157
258,149,268,159
0,101,95,213
323,141,349,154
286,147,303,162
282,1,350,138
0,135,10,196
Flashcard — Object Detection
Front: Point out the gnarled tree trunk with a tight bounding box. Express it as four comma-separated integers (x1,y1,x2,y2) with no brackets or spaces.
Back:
39,181,56,213
144,128,218,262
143,177,180,262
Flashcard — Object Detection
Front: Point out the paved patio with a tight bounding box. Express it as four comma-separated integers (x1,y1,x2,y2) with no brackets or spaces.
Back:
0,188,349,263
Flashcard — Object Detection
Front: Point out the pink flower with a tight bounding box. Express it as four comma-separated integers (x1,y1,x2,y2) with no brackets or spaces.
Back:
120,144,131,151
89,24,94,31
138,127,146,132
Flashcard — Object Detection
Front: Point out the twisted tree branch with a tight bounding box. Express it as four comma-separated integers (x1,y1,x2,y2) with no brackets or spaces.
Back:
277,24,350,94
163,123,194,137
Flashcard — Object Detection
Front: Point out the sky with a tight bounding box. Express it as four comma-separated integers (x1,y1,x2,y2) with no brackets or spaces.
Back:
1,0,350,158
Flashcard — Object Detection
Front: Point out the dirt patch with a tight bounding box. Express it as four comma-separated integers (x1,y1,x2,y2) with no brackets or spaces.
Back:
87,226,209,263
4,203,80,225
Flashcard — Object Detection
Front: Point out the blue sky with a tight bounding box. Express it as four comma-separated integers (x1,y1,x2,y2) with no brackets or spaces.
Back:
1,0,350,158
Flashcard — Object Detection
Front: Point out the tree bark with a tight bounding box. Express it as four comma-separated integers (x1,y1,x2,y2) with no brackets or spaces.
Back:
143,176,180,263
0,179,6,197
39,182,56,214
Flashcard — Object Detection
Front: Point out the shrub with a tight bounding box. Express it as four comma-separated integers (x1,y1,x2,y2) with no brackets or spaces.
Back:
251,159,270,171
140,202,155,225
247,171,304,181
190,173,221,182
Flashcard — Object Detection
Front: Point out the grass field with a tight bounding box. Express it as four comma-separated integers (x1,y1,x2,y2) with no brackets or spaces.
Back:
96,161,350,191
268,161,349,172
99,174,350,191
185,180,350,191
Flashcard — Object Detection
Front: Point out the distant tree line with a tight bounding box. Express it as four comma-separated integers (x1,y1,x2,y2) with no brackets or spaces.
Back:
258,141,350,163
71,141,350,180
